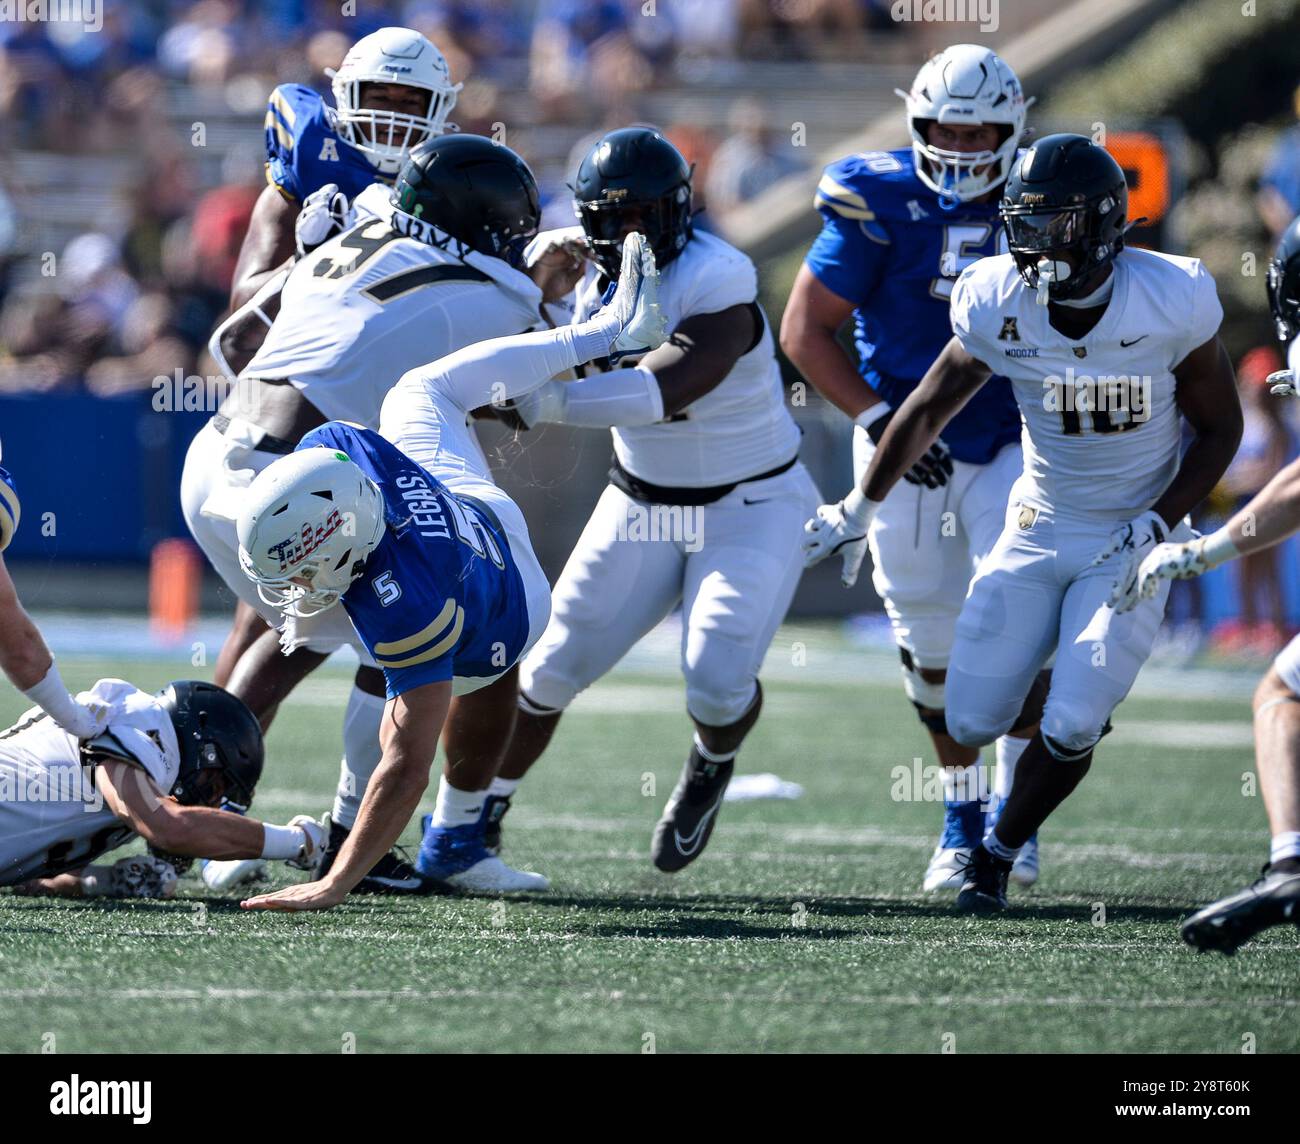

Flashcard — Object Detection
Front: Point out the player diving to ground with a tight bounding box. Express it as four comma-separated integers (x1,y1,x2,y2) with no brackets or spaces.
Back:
183,135,552,894
804,134,1241,912
781,44,1044,892
488,127,821,873
1,679,324,897
1125,216,1300,951
205,27,461,780
235,233,667,911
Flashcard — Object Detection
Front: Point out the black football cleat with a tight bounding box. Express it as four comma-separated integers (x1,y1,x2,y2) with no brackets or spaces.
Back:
651,756,734,872
955,845,1013,913
1181,865,1300,954
316,818,448,895
482,794,512,856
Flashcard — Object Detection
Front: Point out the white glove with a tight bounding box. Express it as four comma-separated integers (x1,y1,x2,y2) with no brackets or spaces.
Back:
1094,509,1170,611
285,814,329,872
81,855,179,899
1120,529,1240,614
802,488,878,588
1269,369,1299,398
53,698,111,740
603,232,668,359
295,183,353,256
201,858,269,891
523,225,588,269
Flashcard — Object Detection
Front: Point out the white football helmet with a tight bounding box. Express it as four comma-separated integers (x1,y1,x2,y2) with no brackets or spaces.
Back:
329,26,461,175
237,447,385,619
895,44,1032,204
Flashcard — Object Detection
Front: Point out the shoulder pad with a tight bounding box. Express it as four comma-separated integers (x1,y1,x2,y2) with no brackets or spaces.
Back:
815,150,919,223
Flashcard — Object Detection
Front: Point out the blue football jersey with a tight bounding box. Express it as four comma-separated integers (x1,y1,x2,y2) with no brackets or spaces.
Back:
297,424,530,699
264,84,390,206
804,148,1021,465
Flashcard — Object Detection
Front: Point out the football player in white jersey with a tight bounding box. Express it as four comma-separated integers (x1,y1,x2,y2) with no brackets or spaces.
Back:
181,135,549,894
1124,217,1300,951
805,134,1242,911
485,127,821,872
1,679,324,896
781,45,1044,893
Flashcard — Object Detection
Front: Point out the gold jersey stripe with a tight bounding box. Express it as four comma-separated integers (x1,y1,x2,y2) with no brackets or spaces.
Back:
268,89,297,128
375,608,464,669
814,174,875,220
264,109,293,152
373,597,457,656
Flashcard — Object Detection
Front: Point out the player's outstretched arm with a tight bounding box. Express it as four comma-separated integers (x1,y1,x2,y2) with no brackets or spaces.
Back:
1150,335,1242,531
862,336,991,502
242,680,452,912
95,760,324,866
803,336,990,586
0,557,107,738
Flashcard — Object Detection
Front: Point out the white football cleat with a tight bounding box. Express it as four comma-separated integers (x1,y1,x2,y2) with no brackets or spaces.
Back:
606,231,667,358
444,856,550,894
922,846,972,892
201,858,270,891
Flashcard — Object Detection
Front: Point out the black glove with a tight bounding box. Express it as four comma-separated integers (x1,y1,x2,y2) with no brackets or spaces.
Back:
865,407,954,489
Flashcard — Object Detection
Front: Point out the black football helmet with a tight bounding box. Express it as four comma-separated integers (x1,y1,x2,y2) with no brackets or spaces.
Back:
390,134,541,267
1267,215,1300,343
1000,133,1130,302
156,681,264,811
573,127,693,279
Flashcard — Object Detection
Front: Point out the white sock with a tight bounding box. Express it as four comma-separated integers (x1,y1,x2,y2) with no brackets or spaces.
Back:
942,759,984,805
1270,831,1300,865
995,736,1031,802
330,686,386,829
985,831,1021,862
431,775,486,828
488,776,519,798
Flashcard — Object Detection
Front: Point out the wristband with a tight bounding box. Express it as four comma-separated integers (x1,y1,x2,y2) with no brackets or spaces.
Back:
261,822,306,861
842,485,881,530
1199,527,1240,569
21,662,82,728
853,403,892,433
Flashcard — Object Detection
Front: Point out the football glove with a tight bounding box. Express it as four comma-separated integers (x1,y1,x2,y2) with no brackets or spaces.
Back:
802,489,878,588
1093,509,1170,612
604,232,668,360
81,855,179,899
861,407,954,489
285,814,329,872
1119,530,1239,614
295,183,353,257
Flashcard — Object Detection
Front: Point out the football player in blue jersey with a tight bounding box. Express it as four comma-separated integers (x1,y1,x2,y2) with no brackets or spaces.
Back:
235,233,667,911
781,45,1047,893
230,25,460,314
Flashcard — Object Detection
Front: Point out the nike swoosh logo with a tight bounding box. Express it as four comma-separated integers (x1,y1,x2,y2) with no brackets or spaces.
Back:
672,795,724,856
743,497,772,505
1120,335,1149,347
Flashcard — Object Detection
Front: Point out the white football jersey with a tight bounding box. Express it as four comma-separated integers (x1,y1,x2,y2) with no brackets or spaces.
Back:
573,229,801,487
951,248,1223,520
244,183,545,427
0,680,178,885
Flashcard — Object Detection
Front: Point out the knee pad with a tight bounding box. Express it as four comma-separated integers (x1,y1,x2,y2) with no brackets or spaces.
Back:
1041,702,1111,760
1011,669,1052,734
897,646,947,709
517,656,578,714
517,688,563,717
946,706,1014,750
685,674,756,728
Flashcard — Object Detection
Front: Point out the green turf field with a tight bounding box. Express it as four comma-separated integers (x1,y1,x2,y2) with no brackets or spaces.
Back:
0,628,1296,1054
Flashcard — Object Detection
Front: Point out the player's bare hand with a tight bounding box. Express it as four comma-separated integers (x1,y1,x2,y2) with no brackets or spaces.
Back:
241,879,346,912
